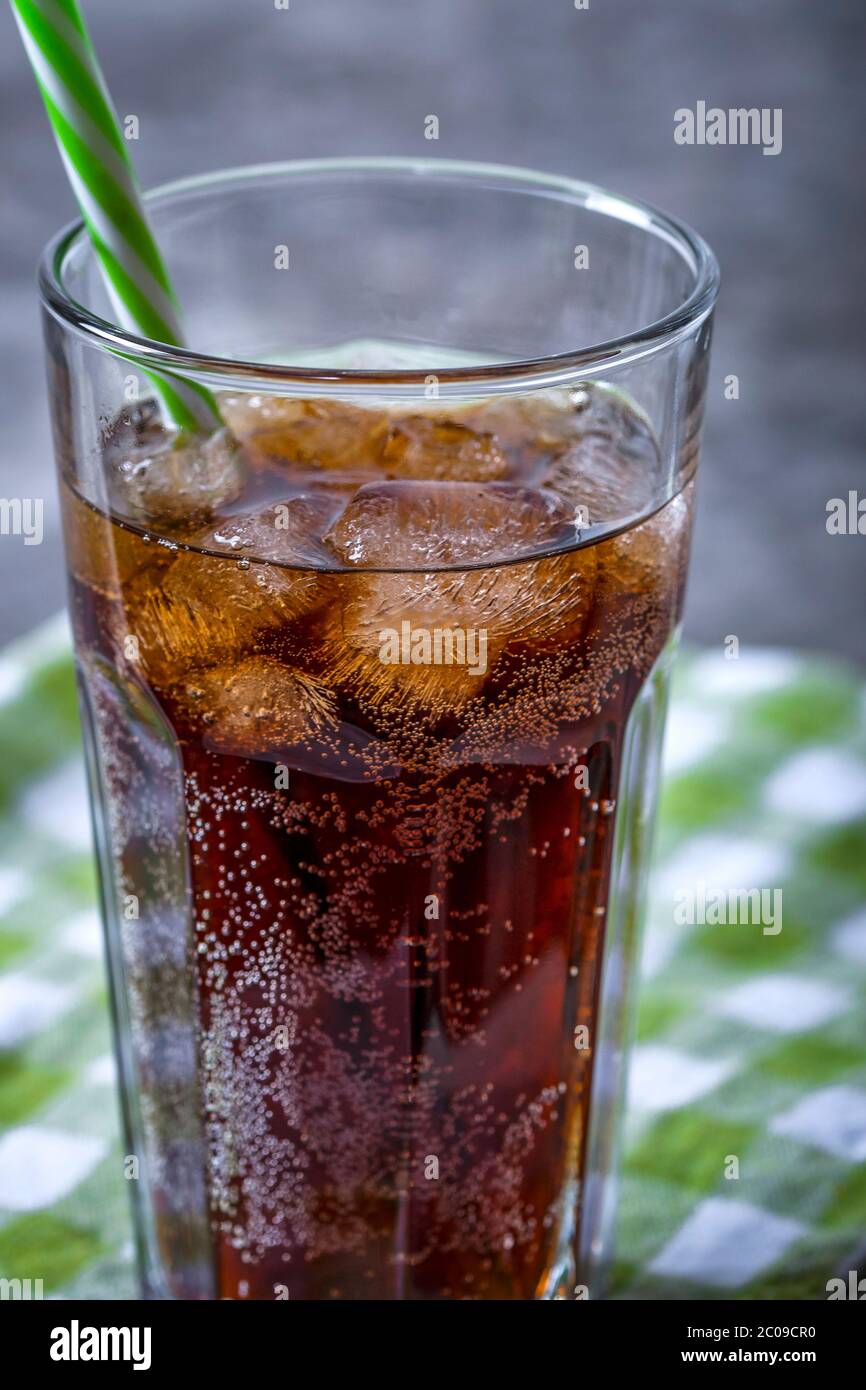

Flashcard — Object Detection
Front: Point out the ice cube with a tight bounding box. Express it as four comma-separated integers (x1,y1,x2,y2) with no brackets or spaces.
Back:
324,480,574,569
317,478,591,719
219,395,390,474
320,574,497,718
102,397,165,461
107,425,245,527
570,382,656,447
463,389,582,452
599,478,694,599
179,656,338,758
379,416,509,482
273,469,379,500
118,543,325,689
317,537,597,723
199,496,345,568
542,383,660,525
546,442,654,528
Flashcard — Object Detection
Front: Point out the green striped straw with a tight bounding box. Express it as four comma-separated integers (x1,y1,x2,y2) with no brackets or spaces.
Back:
11,0,221,433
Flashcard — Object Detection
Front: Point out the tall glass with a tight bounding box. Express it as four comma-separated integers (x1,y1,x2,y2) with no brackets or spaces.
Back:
39,159,717,1301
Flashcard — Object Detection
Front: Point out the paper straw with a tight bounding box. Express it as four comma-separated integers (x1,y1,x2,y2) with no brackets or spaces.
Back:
10,0,220,433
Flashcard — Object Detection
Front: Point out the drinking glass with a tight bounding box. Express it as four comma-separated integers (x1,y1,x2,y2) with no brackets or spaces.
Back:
39,159,718,1300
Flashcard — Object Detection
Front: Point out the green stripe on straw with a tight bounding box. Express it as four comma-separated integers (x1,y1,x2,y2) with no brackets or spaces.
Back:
42,91,180,313
17,0,132,162
49,0,88,39
11,0,221,432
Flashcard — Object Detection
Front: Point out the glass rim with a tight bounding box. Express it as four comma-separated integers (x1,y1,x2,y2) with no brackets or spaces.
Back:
39,156,720,396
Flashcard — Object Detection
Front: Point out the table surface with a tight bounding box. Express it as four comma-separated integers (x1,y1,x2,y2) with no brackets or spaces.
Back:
0,617,864,1299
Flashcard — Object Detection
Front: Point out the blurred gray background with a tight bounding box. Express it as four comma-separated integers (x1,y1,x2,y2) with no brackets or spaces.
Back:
1,0,864,660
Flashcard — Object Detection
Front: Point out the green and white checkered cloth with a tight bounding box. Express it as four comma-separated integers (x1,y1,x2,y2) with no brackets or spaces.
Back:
0,616,864,1300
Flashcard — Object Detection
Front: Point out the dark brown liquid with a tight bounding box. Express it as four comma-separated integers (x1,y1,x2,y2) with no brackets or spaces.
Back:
62,388,693,1299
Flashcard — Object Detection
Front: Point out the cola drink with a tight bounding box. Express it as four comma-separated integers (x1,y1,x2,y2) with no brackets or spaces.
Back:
61,383,694,1300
